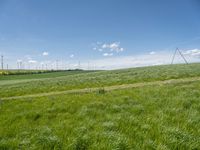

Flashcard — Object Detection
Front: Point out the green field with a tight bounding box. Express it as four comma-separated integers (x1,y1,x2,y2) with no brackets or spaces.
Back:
0,63,200,149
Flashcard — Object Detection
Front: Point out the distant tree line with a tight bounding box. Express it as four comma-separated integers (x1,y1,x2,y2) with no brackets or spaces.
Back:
0,69,84,76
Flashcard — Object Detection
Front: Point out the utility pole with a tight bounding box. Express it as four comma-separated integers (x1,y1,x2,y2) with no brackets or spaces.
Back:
7,64,8,70
1,55,3,70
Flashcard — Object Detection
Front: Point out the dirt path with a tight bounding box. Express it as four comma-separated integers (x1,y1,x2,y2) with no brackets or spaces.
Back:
1,76,200,100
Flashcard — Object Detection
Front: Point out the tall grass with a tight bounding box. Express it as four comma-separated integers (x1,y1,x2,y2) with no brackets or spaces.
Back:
0,80,200,149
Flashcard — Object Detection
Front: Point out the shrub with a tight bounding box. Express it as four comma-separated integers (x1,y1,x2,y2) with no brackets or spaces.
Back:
97,88,106,94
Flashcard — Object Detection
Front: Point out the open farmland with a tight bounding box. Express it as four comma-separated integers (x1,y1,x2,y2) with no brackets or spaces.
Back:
0,63,200,149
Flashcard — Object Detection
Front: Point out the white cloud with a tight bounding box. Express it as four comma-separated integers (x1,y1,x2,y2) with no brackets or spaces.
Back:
28,60,37,63
25,55,32,60
183,49,200,57
70,54,74,58
9,49,200,70
65,51,171,70
149,51,156,55
42,52,49,56
102,44,108,49
65,50,200,70
101,42,124,53
17,59,22,63
93,42,125,54
103,53,113,57
85,51,193,70
93,52,169,69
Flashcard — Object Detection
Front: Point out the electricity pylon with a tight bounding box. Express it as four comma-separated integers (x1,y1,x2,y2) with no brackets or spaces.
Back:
171,48,188,65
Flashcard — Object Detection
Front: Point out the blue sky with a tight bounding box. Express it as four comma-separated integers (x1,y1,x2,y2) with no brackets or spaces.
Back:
0,0,200,69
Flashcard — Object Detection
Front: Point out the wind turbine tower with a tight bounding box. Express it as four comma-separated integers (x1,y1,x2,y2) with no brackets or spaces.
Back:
1,55,4,70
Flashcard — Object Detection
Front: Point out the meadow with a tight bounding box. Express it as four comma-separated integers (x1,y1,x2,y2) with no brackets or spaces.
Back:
0,63,200,149
1,63,200,98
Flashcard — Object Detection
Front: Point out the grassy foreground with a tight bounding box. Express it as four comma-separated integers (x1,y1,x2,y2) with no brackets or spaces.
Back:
0,64,200,149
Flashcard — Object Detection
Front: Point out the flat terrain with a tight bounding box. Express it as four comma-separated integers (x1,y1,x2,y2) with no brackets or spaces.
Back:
0,64,200,149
